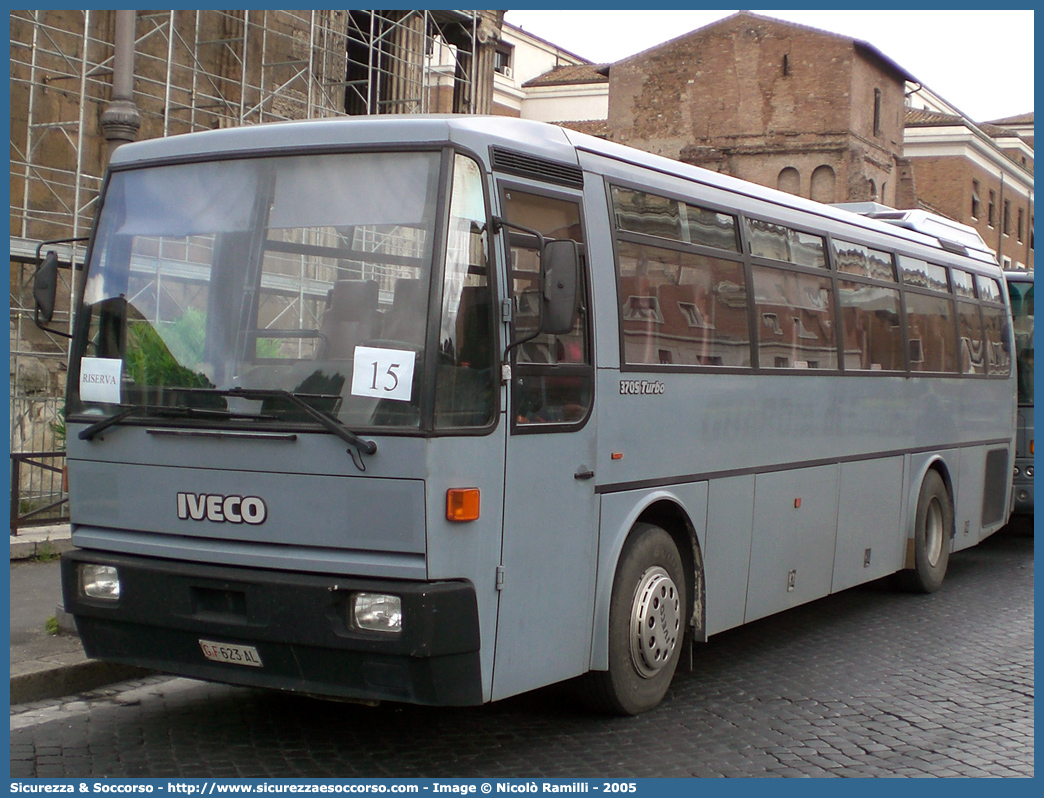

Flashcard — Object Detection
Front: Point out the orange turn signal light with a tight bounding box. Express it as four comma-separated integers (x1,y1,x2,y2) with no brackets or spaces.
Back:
447,488,480,522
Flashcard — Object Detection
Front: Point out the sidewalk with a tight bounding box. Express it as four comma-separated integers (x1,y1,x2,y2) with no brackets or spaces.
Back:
10,525,150,704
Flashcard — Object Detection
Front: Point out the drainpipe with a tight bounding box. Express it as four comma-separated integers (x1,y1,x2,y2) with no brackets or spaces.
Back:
997,172,1005,265
99,10,141,166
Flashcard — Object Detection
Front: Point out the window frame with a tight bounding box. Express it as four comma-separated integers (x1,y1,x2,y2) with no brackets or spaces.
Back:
496,177,595,435
605,176,1011,383
829,237,905,374
607,178,750,375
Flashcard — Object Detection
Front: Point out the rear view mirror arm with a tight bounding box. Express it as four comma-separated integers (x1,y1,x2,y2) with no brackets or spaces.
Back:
492,216,547,359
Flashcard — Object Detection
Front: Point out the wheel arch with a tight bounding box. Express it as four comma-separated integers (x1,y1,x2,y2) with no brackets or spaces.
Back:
590,490,706,672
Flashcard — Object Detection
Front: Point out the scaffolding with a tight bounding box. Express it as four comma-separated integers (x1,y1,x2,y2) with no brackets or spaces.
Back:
344,10,484,116
9,9,495,454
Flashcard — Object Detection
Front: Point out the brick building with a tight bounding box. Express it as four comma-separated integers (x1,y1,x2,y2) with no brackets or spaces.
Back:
523,11,1032,269
903,109,1033,271
606,12,911,207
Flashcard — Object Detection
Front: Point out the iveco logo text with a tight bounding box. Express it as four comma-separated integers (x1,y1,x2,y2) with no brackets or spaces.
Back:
619,379,665,396
176,493,267,525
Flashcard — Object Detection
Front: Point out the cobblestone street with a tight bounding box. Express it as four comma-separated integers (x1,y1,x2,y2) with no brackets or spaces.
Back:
11,523,1033,778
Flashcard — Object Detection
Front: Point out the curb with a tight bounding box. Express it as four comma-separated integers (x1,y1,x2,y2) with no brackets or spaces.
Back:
10,534,74,562
11,529,156,704
11,659,153,704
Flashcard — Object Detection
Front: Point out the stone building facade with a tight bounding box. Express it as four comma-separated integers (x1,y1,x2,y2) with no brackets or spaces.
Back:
606,12,911,207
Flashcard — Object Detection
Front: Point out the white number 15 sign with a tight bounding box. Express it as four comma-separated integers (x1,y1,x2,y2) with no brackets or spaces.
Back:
351,346,416,402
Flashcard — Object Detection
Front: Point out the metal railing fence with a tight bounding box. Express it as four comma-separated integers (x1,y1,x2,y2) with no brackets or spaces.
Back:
10,451,68,535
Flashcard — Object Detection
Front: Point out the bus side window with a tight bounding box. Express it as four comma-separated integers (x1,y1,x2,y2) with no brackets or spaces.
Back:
501,188,592,428
906,292,959,374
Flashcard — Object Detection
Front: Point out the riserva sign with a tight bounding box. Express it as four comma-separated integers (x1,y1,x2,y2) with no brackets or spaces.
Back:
176,493,267,525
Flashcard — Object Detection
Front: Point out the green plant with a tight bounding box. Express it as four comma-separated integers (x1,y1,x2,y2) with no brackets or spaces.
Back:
44,615,59,635
50,403,66,451
34,540,58,562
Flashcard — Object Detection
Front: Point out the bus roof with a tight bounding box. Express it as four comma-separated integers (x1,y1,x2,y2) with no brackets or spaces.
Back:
108,115,999,272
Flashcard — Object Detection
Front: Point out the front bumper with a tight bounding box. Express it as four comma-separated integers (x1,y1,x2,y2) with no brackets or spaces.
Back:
61,549,483,705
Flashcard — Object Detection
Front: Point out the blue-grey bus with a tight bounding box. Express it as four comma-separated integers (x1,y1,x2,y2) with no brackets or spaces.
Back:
39,116,1016,715
1005,270,1033,514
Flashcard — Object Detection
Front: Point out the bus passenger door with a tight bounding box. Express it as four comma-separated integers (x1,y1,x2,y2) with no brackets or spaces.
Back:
492,185,599,700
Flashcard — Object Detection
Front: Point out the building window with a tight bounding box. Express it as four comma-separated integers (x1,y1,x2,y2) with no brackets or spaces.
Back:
1003,200,1011,236
971,180,981,219
782,54,790,77
1018,208,1024,242
494,45,513,77
873,89,882,137
988,191,996,227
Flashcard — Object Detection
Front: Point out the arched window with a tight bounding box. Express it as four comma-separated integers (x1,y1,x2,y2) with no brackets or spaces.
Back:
810,165,836,203
777,167,800,196
868,179,878,201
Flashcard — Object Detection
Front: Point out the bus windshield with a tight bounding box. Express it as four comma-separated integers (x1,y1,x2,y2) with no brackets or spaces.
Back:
1007,277,1034,405
71,150,495,433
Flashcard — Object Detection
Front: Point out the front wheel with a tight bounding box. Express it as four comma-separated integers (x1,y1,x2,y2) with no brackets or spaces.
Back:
580,523,687,715
895,469,953,593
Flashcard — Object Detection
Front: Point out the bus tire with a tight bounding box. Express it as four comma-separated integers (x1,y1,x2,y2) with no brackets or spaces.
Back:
581,523,686,715
896,470,953,593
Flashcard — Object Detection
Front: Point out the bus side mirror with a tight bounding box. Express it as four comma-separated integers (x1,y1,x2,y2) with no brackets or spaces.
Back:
541,239,580,336
33,251,59,326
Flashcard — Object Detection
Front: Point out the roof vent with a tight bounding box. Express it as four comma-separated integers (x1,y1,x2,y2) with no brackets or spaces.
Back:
833,202,992,257
491,147,583,189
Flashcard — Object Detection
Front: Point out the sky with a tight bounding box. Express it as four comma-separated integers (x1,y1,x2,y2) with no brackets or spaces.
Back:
503,9,1034,124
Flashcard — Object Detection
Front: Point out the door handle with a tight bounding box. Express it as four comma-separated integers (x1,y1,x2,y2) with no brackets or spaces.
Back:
574,466,595,480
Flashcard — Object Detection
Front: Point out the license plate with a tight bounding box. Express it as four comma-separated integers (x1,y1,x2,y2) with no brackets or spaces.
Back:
198,639,263,668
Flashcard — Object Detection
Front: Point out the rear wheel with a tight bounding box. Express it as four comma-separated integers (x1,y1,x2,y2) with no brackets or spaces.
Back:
581,523,686,715
896,470,953,593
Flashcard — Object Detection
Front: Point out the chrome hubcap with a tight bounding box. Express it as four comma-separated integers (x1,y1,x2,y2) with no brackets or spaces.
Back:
925,497,944,567
629,566,681,678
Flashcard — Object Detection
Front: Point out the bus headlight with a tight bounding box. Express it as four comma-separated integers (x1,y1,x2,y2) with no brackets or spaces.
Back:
1013,465,1021,477
81,564,121,601
351,593,402,634
1026,466,1033,479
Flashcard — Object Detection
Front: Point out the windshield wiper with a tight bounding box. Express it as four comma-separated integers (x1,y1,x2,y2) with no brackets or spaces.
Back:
79,388,377,470
224,387,377,458
78,408,136,441
77,404,270,441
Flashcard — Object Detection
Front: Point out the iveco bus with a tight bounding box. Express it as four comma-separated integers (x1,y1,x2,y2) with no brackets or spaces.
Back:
39,117,1016,714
